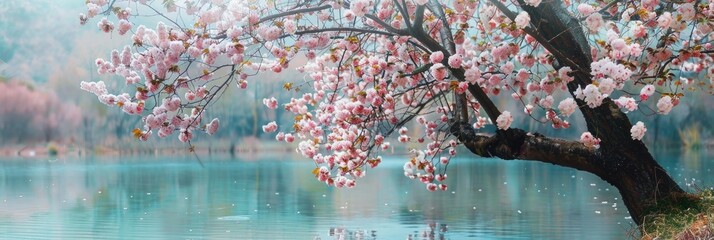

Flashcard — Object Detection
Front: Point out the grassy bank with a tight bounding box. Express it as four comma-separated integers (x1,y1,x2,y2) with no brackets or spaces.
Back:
640,190,714,239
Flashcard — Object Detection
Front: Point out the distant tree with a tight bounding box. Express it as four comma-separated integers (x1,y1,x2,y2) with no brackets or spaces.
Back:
0,81,81,143
80,0,714,228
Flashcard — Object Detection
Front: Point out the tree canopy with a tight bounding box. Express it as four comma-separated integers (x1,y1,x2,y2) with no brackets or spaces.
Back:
80,0,714,227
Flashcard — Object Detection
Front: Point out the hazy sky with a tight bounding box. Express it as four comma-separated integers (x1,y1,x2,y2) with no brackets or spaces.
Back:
0,0,117,83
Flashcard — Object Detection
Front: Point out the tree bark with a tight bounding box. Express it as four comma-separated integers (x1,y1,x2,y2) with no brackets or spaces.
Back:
451,0,686,226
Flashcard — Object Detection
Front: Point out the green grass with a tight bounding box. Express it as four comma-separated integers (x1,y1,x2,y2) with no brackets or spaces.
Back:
639,190,714,239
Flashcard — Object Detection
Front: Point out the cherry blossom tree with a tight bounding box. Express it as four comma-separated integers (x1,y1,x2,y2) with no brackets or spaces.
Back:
80,0,714,227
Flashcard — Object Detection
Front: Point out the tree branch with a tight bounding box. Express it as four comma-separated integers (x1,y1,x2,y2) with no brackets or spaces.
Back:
450,123,605,177
294,27,398,37
364,14,409,35
258,5,332,25
393,0,413,30
405,7,503,123
427,0,456,54
490,0,591,78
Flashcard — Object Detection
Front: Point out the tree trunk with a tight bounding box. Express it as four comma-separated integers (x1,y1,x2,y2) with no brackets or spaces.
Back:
452,0,687,226
451,124,683,226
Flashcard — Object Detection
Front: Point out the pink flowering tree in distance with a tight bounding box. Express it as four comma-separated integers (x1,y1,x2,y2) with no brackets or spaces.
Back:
80,0,714,227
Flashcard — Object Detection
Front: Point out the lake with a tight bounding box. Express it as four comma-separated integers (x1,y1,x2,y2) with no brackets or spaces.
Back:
0,150,711,239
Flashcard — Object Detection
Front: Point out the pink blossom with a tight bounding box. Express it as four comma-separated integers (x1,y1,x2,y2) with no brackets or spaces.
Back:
198,8,220,26
656,96,673,115
585,13,603,33
516,69,530,82
579,84,605,108
275,132,286,141
526,82,540,93
284,19,296,35
97,18,114,33
350,0,370,17
598,78,615,96
430,51,444,64
524,104,534,115
263,97,278,109
430,63,448,81
87,3,101,18
678,4,695,21
539,95,554,109
262,121,278,133
426,183,437,192
630,121,647,140
185,91,196,101
577,4,595,15
500,62,515,75
580,132,601,149
496,111,513,130
178,128,193,142
514,12,530,29
448,54,463,68
285,133,295,143
398,127,408,135
558,67,574,82
238,80,248,89
621,8,635,22
558,98,577,117
206,118,220,135
404,161,415,176
260,26,282,41
523,0,542,7
456,81,469,94
642,0,659,9
614,97,638,112
118,20,132,35
658,12,673,29
610,38,627,51
639,85,655,101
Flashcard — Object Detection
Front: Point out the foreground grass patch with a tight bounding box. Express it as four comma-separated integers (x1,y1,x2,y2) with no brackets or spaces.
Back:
640,190,714,239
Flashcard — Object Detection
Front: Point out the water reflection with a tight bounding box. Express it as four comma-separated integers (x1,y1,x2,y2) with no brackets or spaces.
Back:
0,150,711,239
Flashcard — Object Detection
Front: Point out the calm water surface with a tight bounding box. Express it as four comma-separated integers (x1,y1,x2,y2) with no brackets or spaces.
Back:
0,150,712,239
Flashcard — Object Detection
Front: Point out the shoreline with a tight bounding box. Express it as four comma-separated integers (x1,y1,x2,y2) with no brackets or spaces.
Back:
2,139,713,159
0,141,298,158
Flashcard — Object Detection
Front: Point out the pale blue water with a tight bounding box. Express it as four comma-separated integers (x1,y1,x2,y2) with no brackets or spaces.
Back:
0,150,711,239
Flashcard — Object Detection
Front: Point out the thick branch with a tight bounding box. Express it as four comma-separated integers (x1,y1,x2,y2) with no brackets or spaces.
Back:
490,0,591,77
451,123,605,177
